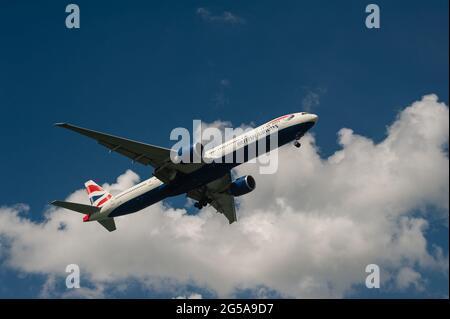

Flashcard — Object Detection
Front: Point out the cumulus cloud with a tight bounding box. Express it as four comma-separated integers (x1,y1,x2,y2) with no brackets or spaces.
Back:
196,8,245,25
0,94,448,298
174,293,203,299
396,267,426,291
300,87,327,112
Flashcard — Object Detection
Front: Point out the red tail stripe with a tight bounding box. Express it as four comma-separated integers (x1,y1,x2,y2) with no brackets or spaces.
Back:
87,184,103,194
270,114,290,123
96,194,112,207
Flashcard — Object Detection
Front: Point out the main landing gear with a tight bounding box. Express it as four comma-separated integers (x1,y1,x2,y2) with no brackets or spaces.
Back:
194,200,208,209
294,141,301,148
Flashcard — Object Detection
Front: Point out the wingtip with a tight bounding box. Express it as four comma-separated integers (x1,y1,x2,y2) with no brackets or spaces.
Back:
54,122,67,127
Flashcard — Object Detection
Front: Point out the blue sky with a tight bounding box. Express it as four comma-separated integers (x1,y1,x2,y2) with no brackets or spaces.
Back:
0,1,448,298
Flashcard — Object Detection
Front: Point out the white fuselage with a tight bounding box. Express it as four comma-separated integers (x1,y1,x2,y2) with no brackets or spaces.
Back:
91,112,317,220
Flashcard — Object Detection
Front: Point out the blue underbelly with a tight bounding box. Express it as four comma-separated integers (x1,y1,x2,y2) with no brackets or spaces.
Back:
109,184,169,217
108,122,313,217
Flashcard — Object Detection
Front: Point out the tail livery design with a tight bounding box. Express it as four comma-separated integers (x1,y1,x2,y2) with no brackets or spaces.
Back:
50,180,116,232
85,180,113,207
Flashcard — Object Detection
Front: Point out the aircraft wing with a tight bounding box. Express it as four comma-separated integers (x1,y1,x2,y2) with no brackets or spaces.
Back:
55,123,203,183
187,172,237,224
55,123,171,167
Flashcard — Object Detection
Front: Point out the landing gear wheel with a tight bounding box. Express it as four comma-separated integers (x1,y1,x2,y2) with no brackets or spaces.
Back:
194,202,202,209
194,200,208,209
294,141,301,148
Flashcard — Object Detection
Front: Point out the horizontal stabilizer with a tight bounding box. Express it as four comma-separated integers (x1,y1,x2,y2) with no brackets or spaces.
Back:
51,200,100,215
97,218,116,232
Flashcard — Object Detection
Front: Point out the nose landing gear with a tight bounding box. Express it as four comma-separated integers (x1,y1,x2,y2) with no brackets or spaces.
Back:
294,132,303,148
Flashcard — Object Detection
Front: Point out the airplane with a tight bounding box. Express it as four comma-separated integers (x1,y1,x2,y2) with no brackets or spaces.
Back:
51,112,318,231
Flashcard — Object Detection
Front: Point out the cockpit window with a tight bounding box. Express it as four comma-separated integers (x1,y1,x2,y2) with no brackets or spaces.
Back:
300,112,308,115
286,114,295,121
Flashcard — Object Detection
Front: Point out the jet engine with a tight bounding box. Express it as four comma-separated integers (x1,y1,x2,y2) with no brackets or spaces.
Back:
229,175,256,196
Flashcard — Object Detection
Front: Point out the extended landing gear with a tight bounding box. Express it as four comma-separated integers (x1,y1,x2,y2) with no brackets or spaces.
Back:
194,200,208,209
294,132,304,148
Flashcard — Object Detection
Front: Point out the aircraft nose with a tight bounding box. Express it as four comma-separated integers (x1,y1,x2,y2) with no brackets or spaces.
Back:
310,114,319,123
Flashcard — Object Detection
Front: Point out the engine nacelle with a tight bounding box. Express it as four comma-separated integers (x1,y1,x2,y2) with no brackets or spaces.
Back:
171,142,204,163
229,175,256,197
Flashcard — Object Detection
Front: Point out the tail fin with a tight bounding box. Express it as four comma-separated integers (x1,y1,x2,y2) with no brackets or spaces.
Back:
85,180,113,207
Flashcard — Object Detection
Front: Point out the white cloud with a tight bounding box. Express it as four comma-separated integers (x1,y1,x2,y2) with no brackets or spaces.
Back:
0,94,448,298
196,8,245,25
212,79,231,109
396,267,426,291
300,87,326,112
175,293,203,299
